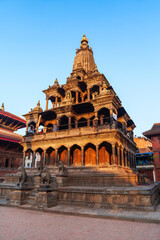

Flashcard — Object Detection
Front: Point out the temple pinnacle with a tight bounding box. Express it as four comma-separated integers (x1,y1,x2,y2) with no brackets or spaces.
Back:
0,103,4,111
81,34,88,44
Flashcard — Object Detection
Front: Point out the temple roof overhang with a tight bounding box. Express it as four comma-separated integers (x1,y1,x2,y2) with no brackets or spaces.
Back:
0,127,22,143
0,109,26,131
143,123,160,139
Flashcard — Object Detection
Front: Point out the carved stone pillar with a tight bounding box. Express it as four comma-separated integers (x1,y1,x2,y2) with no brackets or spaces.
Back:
57,119,59,130
127,152,130,167
22,151,25,167
69,117,71,130
32,151,36,168
96,145,99,165
55,97,58,107
87,118,90,127
125,151,128,167
46,98,48,111
112,144,116,165
75,120,78,128
67,147,70,166
81,146,84,166
76,91,79,104
117,146,120,165
121,148,124,167
94,112,98,126
55,149,58,166
43,150,46,166
26,123,28,133
87,89,90,101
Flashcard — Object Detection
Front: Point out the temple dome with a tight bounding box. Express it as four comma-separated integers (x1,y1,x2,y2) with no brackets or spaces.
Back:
31,101,43,113
72,34,96,73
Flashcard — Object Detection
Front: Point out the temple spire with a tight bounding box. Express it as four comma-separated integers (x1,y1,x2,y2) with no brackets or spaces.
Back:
0,103,4,111
81,34,88,44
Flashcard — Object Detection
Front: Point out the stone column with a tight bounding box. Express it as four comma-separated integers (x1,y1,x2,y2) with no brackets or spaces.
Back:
76,91,79,104
57,119,59,130
117,146,120,165
87,118,90,127
128,151,130,167
96,145,99,165
94,112,98,126
67,147,70,166
46,98,48,111
112,144,116,165
32,150,36,167
22,151,25,167
69,117,71,130
43,150,46,166
26,123,28,133
87,89,90,101
121,148,124,167
75,120,78,128
81,146,84,166
55,97,58,107
100,85,102,93
125,151,128,167
55,149,58,166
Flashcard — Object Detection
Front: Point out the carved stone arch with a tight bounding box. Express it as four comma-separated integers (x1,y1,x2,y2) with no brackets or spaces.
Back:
58,145,68,165
70,144,81,166
46,147,55,166
99,141,112,166
84,143,96,166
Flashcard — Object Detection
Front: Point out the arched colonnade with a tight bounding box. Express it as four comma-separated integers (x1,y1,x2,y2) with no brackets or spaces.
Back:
24,142,136,169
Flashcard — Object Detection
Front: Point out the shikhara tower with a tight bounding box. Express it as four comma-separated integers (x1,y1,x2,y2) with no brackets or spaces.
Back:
22,34,136,168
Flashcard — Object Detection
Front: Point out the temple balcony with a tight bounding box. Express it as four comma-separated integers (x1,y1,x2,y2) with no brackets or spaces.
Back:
23,119,134,144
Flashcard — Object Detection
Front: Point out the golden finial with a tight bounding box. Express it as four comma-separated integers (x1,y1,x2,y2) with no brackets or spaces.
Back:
81,34,88,44
37,100,40,106
0,102,4,111
54,78,58,84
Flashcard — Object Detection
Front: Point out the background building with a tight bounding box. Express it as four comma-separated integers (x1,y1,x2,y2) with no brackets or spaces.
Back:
134,137,154,181
0,103,26,180
143,123,160,182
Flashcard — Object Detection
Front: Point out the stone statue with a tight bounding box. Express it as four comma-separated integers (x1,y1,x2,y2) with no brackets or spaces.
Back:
17,165,27,185
58,160,64,173
66,91,71,99
41,167,51,184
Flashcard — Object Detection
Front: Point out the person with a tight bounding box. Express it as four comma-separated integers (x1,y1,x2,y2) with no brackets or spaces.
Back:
35,152,41,168
53,124,57,131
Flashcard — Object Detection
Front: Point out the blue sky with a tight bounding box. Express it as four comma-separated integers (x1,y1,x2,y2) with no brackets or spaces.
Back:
0,0,160,136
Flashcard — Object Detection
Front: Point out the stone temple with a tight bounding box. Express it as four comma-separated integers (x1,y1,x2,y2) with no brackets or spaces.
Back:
0,35,159,210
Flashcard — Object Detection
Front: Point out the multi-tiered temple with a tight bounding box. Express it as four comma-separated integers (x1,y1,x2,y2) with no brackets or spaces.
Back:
22,34,137,169
1,35,159,211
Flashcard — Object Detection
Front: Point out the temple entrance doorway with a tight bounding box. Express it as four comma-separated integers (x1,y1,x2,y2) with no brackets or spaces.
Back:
58,146,68,165
70,145,81,166
99,142,112,166
84,143,96,166
46,147,55,166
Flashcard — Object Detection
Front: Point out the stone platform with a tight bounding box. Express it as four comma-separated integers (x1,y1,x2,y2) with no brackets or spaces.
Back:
0,166,159,212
